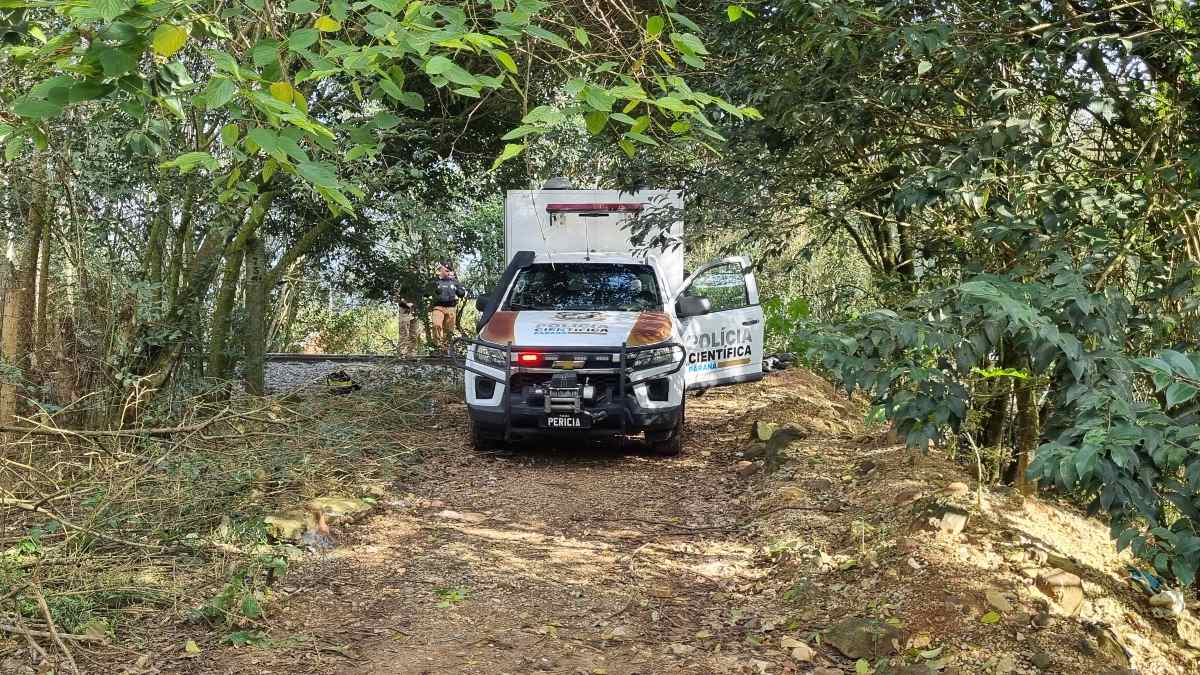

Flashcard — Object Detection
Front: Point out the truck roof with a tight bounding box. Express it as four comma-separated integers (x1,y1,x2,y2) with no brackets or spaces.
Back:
526,251,649,266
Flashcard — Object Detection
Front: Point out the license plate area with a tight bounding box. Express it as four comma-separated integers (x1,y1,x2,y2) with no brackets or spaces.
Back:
541,414,591,429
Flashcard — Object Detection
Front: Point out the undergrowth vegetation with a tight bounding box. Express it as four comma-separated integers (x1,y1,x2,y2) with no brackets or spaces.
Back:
0,379,437,651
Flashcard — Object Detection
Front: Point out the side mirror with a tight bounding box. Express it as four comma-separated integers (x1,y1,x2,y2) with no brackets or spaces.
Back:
475,294,493,312
676,295,712,318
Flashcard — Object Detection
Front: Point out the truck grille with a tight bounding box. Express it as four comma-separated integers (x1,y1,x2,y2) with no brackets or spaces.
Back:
510,372,624,405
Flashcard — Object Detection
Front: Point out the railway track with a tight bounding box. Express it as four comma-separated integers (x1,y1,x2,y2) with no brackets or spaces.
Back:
264,352,458,366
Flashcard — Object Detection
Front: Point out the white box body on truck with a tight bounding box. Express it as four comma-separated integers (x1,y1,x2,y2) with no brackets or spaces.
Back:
463,183,765,455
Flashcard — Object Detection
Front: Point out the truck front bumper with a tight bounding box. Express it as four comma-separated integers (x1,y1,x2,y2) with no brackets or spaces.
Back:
467,397,681,439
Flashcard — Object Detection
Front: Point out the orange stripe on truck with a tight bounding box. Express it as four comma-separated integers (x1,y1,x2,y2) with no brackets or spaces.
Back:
479,310,517,344
627,311,673,347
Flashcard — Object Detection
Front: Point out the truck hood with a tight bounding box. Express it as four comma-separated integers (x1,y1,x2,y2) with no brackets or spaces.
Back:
478,310,673,349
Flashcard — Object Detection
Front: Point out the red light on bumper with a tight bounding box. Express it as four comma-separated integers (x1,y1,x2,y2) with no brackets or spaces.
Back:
516,352,542,365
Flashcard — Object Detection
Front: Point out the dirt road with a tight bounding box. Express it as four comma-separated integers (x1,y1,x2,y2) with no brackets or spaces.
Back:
193,373,800,675
174,368,1197,675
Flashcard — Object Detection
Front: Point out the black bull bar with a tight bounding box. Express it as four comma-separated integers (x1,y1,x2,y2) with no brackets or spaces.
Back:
450,337,686,440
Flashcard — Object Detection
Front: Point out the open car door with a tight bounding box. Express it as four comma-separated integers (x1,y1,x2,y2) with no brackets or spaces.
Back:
675,256,765,390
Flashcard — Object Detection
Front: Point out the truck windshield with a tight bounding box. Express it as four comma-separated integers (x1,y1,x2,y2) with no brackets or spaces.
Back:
505,263,662,312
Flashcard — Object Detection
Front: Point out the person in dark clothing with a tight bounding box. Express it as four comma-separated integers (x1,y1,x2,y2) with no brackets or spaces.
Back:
430,262,465,352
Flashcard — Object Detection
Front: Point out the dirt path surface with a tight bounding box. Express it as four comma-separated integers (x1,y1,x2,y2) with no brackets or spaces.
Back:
166,369,1198,675
190,374,794,675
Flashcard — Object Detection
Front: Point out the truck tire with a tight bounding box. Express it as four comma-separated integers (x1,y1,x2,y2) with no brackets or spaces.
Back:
470,422,504,452
648,401,685,457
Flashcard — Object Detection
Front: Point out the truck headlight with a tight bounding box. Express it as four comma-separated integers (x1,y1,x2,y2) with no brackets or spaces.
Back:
473,344,508,369
630,345,682,371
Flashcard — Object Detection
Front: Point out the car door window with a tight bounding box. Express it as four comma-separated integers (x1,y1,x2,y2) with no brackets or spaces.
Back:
685,262,749,312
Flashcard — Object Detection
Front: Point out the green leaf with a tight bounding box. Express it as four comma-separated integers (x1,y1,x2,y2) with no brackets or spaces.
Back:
424,55,455,75
618,138,635,157
98,47,136,78
204,78,237,109
252,41,280,66
92,0,134,22
5,136,23,161
493,50,518,74
1075,446,1098,479
668,12,701,32
269,81,296,103
669,32,709,56
522,105,563,124
370,112,400,129
240,594,262,619
573,26,589,47
98,21,137,44
160,151,218,173
151,24,189,58
726,4,743,21
1162,351,1197,378
379,77,404,100
654,96,694,113
584,111,607,135
12,98,63,119
423,56,480,85
979,611,1001,624
287,0,319,11
314,15,341,31
220,123,240,146
398,91,425,110
1166,382,1199,409
623,131,658,146
297,160,339,188
1174,555,1198,587
855,658,871,674
524,25,568,49
917,60,933,76
65,80,107,103
584,87,616,112
289,28,319,50
501,126,538,140
646,15,665,38
247,127,280,153
490,143,524,170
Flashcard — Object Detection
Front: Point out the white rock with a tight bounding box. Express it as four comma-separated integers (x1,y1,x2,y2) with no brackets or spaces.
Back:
669,643,696,656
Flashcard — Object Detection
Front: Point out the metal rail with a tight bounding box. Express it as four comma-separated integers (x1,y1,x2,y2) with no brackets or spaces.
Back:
264,352,457,366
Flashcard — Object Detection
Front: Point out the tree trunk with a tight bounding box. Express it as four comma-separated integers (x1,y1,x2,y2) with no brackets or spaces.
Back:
0,262,19,427
35,215,51,352
268,260,304,350
243,237,267,396
0,172,47,426
164,186,196,309
144,185,169,292
1012,375,1040,495
206,249,245,381
982,378,1012,449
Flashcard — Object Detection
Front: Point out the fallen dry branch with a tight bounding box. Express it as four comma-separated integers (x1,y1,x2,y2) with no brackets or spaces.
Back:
32,586,79,674
0,622,108,644
0,403,289,438
0,498,162,550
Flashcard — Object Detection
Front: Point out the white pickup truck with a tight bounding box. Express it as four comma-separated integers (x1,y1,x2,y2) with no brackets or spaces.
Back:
462,182,764,454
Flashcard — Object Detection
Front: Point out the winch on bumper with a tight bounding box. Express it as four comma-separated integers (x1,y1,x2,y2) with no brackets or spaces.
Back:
462,342,685,440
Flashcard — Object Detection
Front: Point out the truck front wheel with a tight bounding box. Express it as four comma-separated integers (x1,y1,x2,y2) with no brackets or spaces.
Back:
647,403,685,457
470,422,504,452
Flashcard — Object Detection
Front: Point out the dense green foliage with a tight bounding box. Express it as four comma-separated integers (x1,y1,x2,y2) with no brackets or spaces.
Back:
679,0,1200,585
